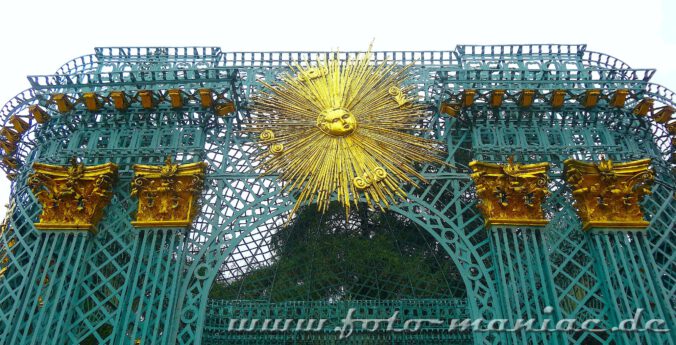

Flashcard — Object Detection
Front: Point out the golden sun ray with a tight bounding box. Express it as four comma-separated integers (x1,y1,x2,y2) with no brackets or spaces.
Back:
247,48,447,218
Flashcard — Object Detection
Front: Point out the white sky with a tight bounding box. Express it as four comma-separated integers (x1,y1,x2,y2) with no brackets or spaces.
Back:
0,0,674,208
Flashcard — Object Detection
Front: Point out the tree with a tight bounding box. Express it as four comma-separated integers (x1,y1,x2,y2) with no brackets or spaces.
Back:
209,202,466,301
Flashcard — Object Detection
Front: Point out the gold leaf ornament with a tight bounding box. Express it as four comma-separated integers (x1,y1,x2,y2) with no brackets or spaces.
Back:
248,47,447,217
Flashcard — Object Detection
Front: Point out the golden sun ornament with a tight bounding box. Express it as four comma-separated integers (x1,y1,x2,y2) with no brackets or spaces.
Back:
248,48,447,217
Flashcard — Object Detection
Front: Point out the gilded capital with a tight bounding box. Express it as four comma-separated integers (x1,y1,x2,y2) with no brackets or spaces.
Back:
28,158,118,232
469,157,550,227
564,158,653,231
131,157,206,228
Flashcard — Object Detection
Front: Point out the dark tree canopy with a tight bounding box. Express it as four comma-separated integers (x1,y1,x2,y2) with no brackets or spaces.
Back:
209,202,466,301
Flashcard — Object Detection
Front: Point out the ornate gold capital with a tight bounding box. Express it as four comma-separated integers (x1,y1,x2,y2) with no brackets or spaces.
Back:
563,158,653,231
469,157,550,227
131,157,206,228
28,158,118,233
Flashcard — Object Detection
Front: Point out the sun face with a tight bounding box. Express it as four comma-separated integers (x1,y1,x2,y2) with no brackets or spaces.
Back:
317,107,357,136
247,48,447,217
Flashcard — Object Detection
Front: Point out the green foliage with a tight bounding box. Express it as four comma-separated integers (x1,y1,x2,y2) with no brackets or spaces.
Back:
209,203,466,302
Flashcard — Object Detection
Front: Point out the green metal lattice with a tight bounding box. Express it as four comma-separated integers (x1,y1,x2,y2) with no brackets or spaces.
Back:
0,44,673,345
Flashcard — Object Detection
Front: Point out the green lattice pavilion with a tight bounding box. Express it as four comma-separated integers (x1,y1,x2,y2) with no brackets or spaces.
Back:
0,45,674,345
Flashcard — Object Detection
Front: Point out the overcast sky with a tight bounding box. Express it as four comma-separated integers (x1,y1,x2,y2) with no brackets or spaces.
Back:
0,0,674,208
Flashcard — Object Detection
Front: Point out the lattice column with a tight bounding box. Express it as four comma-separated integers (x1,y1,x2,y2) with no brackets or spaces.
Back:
488,226,564,345
643,183,676,311
546,179,616,345
115,159,205,344
0,189,41,344
115,230,187,345
586,230,675,344
6,232,91,344
563,158,675,344
469,158,564,344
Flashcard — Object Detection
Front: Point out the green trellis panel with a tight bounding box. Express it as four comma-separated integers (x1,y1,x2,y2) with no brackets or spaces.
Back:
0,44,673,345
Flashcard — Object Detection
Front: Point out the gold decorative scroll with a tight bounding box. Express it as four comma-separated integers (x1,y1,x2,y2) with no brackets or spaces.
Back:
28,158,118,232
469,157,550,227
247,46,447,218
564,158,653,231
131,157,206,228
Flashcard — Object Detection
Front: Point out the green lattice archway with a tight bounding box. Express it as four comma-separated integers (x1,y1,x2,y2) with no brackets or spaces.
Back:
174,179,505,345
0,45,673,345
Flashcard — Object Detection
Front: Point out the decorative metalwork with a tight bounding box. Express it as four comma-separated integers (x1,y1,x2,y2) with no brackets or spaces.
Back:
247,47,446,216
564,158,654,230
131,157,206,228
27,158,117,232
0,45,673,345
469,157,550,226
0,205,15,278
